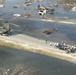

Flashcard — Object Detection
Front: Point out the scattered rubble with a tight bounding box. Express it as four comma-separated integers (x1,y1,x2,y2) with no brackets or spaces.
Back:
12,5,20,8
53,3,58,7
41,4,55,15
37,5,46,16
72,6,76,11
25,13,32,18
63,3,72,10
13,14,22,17
0,4,4,8
37,4,55,16
24,1,32,6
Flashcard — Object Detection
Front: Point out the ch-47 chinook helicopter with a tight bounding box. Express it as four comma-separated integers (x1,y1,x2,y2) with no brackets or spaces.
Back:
0,21,11,36
0,20,20,36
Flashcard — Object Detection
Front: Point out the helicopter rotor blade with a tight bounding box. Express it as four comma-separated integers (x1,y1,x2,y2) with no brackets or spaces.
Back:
9,23,20,27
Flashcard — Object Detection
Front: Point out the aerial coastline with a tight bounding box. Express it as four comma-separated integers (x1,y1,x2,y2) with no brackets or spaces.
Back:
0,0,76,64
1,13,76,64
0,33,76,64
1,0,76,75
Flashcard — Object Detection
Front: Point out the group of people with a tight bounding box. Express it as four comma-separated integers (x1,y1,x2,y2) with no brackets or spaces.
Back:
50,41,76,54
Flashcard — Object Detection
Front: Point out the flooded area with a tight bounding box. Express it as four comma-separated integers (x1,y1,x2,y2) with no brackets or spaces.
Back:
0,0,76,19
0,0,76,45
9,18,76,45
0,46,76,75
0,0,76,75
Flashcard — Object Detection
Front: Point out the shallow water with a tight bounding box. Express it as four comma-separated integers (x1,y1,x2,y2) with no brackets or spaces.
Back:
0,46,76,75
0,0,76,19
0,0,76,45
10,18,76,45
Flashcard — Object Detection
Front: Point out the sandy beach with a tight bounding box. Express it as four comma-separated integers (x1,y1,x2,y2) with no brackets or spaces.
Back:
0,34,76,64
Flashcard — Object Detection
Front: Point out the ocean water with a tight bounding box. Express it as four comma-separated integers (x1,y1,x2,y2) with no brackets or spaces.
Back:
0,46,76,75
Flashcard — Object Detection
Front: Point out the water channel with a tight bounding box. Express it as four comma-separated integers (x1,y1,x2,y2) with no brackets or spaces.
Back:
0,46,76,75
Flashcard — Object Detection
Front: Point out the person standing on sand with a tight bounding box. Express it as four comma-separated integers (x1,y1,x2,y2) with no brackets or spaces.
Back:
46,39,47,43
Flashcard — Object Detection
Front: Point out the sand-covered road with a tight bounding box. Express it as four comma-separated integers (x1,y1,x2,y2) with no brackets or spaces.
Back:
0,34,76,63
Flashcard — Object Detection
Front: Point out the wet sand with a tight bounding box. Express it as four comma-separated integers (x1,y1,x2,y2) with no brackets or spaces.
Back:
0,34,76,64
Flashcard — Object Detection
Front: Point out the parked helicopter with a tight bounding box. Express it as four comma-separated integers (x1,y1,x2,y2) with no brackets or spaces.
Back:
0,20,20,36
0,21,11,36
43,29,58,35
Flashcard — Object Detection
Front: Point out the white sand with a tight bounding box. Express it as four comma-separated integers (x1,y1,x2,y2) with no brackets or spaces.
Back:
0,34,76,63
